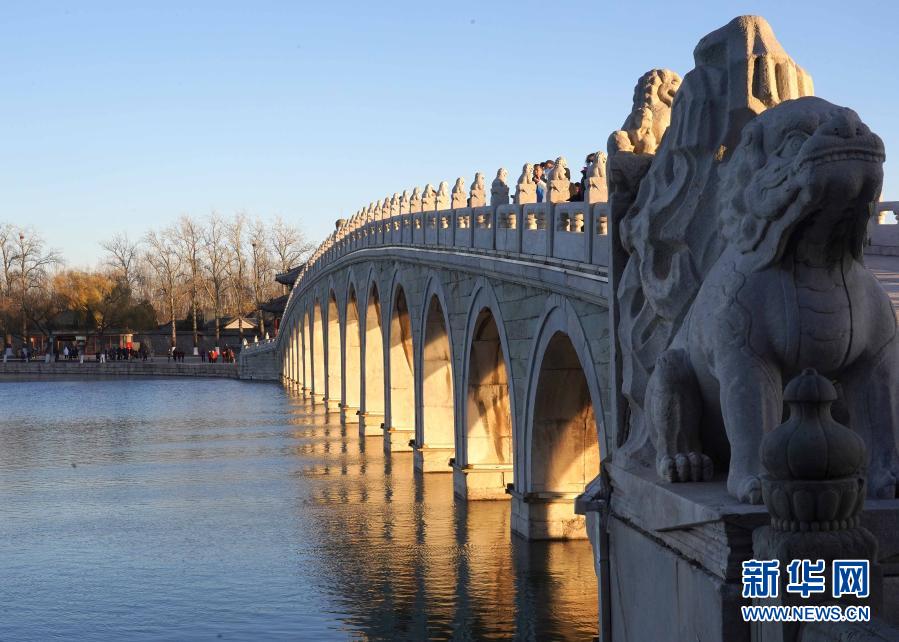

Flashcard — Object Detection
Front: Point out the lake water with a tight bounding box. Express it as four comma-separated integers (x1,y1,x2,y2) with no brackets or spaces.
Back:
0,378,597,641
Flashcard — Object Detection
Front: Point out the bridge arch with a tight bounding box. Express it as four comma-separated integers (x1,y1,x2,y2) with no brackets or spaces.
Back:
312,299,325,400
361,272,386,436
326,288,342,410
343,281,362,422
454,279,516,500
515,296,604,540
386,276,416,452
414,274,456,474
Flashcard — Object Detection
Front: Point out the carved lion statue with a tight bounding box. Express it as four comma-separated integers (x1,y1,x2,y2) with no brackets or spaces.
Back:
646,96,898,503
517,163,534,185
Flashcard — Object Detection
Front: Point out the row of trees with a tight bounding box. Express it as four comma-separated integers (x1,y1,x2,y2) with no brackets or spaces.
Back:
1,214,313,349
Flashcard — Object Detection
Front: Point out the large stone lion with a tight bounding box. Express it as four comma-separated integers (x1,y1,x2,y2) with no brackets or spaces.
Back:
646,96,898,503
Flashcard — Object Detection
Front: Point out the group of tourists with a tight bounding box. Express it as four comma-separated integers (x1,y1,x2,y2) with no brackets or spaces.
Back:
200,347,234,363
99,346,149,362
533,154,598,203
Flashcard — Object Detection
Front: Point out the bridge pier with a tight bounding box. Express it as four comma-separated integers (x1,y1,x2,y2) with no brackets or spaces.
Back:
510,490,586,540
452,463,512,500
413,444,454,474
339,404,358,425
383,425,414,453
357,411,384,437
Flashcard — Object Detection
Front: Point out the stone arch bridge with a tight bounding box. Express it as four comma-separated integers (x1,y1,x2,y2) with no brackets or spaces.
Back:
240,199,615,540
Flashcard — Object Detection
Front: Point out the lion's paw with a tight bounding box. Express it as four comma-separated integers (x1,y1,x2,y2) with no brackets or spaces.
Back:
732,475,763,504
658,452,713,483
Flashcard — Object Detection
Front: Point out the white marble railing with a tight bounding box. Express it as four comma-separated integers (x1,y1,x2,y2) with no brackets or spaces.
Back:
870,201,899,255
302,201,609,286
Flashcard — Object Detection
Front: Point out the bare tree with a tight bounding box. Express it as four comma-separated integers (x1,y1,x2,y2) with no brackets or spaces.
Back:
100,232,141,291
144,227,183,350
249,219,272,337
225,212,249,340
201,212,229,349
177,215,203,351
9,228,62,344
270,216,313,276
0,223,14,296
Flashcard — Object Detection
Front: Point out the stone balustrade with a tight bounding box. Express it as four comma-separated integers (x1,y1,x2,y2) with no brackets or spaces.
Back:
868,200,899,255
300,192,608,285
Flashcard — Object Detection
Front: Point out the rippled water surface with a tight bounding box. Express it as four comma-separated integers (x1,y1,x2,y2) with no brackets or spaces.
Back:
0,378,597,640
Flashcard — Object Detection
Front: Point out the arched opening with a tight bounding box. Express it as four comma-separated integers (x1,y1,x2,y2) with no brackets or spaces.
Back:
361,283,385,436
520,331,600,540
327,292,342,411
312,300,325,401
457,308,513,500
416,294,455,473
303,311,312,396
343,287,362,424
387,287,415,452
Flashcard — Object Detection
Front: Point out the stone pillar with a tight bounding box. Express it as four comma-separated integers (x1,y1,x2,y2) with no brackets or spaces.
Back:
514,163,536,205
752,369,884,642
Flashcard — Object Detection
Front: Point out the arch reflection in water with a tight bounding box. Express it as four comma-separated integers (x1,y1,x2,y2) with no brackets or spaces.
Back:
290,394,598,640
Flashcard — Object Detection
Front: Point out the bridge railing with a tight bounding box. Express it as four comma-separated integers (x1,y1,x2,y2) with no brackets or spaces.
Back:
298,201,611,283
869,201,899,256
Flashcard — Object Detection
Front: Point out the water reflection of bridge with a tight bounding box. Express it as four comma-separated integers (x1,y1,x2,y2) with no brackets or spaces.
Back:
285,396,597,639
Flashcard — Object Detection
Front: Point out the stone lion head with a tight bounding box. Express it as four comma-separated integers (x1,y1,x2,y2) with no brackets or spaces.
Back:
719,96,884,270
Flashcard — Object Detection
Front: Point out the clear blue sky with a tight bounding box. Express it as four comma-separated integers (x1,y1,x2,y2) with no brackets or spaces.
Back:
1,1,896,266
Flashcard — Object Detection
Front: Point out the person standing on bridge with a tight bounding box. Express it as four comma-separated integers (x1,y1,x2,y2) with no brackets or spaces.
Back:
534,163,547,202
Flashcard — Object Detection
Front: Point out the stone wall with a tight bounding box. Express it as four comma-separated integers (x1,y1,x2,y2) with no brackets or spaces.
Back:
0,360,240,379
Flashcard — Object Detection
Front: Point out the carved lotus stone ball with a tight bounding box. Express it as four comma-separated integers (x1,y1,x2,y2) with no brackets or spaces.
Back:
761,368,865,481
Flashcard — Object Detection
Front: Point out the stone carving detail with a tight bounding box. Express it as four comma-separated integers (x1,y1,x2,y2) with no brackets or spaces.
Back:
585,151,608,204
547,156,570,203
514,163,536,205
400,190,411,214
421,184,436,211
468,172,486,208
760,369,866,531
436,181,450,211
491,168,509,206
608,68,682,156
613,16,899,504
451,177,467,209
382,197,392,219
389,193,400,217
409,187,422,213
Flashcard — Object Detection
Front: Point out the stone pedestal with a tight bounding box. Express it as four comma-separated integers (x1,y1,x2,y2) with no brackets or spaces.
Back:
510,490,586,540
309,392,325,405
339,404,358,426
413,445,454,473
357,411,384,437
383,426,414,453
577,461,899,642
452,463,512,500
323,397,341,411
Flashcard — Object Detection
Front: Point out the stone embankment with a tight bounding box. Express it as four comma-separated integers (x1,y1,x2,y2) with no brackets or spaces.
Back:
0,360,240,379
